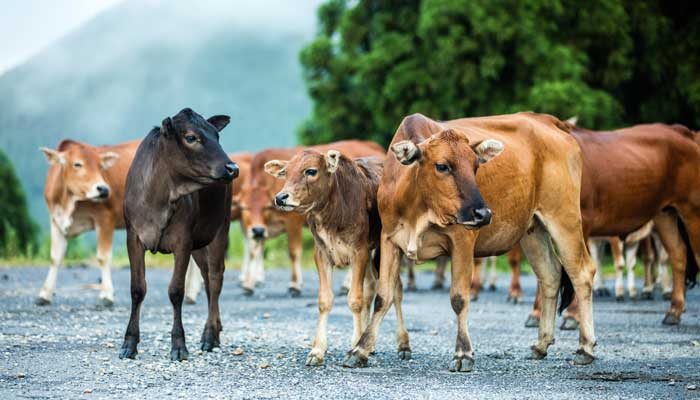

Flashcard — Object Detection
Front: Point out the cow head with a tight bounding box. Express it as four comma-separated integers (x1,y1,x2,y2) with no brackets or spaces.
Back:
391,129,503,229
264,149,340,213
40,141,119,202
158,108,238,186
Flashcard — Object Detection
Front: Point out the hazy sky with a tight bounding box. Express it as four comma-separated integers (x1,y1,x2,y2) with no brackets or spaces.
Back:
0,0,122,74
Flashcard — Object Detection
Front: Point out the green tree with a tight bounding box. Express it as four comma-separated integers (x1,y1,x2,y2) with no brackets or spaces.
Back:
300,0,700,146
0,149,38,257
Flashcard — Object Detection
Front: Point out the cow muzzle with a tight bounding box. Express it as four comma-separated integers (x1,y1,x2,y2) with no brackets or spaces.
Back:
273,192,298,212
87,184,110,201
459,207,492,229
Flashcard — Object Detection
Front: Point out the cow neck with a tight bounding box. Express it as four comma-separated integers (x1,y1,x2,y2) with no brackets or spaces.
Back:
48,168,78,232
311,163,364,231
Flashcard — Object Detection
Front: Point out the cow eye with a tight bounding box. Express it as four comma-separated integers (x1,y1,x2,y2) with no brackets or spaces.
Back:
184,135,198,144
73,162,83,169
435,163,450,173
305,169,318,177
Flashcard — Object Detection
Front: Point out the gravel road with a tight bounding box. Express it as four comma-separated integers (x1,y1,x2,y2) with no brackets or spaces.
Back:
1,265,699,399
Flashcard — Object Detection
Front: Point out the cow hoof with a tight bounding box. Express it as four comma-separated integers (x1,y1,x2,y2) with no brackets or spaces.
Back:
398,349,412,361
35,297,51,306
184,296,196,305
528,346,547,360
662,292,672,301
405,284,418,292
170,347,189,361
289,287,302,298
488,284,496,292
470,294,479,302
507,295,521,304
338,286,350,297
662,313,680,326
242,287,254,297
629,293,638,301
200,340,219,352
342,352,368,368
640,292,653,301
98,298,114,308
431,282,444,291
305,353,324,367
573,349,594,365
524,315,540,328
615,295,625,302
118,341,138,359
560,316,579,331
448,355,474,372
593,288,610,297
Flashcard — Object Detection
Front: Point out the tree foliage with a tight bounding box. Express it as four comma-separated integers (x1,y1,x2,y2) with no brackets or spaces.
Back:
299,0,700,145
0,149,38,257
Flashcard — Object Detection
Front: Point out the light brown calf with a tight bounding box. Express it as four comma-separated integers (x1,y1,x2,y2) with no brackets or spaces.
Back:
38,139,140,306
265,150,393,366
343,112,598,371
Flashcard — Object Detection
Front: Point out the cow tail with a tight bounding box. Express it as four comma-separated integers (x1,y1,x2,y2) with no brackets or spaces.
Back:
558,269,575,314
678,219,699,289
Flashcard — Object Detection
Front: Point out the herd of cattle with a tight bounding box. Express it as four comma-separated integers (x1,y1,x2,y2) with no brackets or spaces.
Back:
35,107,700,372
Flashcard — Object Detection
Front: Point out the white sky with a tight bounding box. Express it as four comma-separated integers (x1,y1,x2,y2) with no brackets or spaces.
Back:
0,0,122,74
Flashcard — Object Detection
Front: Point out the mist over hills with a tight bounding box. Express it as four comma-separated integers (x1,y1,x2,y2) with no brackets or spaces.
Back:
0,0,322,224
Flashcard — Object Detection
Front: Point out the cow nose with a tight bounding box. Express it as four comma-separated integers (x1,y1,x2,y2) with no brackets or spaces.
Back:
275,193,289,207
472,207,492,225
97,185,110,198
251,227,266,239
225,162,239,179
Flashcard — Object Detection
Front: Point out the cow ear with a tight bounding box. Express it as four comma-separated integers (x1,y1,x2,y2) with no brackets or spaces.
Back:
391,140,421,165
100,152,119,170
162,117,174,138
207,115,230,132
264,160,287,179
40,147,65,165
472,139,504,164
325,150,340,173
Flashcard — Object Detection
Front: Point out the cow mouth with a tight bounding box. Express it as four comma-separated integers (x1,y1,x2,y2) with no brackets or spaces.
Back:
460,220,491,230
275,203,298,212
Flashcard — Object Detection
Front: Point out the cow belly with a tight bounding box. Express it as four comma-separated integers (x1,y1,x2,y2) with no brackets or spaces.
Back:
316,228,354,266
65,215,95,237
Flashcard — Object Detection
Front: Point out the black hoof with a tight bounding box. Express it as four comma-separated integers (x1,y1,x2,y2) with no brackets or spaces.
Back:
305,353,324,367
615,295,625,302
98,298,114,308
448,355,474,372
430,282,444,291
170,347,189,361
184,296,196,305
662,292,672,301
593,288,611,297
118,341,138,359
405,284,418,293
338,286,350,297
398,346,412,361
662,313,680,326
560,316,579,331
573,349,594,365
35,297,51,306
200,327,220,352
528,345,547,360
640,291,653,301
289,287,302,298
524,315,540,328
201,340,219,352
470,294,479,302
507,295,521,304
488,284,496,292
343,351,368,368
242,287,254,297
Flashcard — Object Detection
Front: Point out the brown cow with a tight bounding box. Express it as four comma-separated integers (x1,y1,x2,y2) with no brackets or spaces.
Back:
343,112,599,371
265,150,399,367
238,141,385,296
38,139,140,306
184,152,252,304
525,123,700,327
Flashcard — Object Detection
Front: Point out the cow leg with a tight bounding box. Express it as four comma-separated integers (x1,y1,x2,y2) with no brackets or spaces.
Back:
344,234,401,368
238,230,250,285
487,256,498,291
168,247,192,361
393,272,411,360
448,235,476,372
95,219,115,307
508,248,523,303
119,229,146,359
653,236,672,299
471,257,483,301
525,285,541,328
184,257,202,304
362,256,378,334
610,238,626,300
589,239,605,296
654,212,688,325
307,249,333,366
520,220,561,360
287,222,303,297
37,221,68,305
348,251,370,350
339,269,352,296
541,215,596,364
242,239,263,295
624,241,640,300
432,256,448,290
641,237,655,299
405,258,417,292
200,225,228,352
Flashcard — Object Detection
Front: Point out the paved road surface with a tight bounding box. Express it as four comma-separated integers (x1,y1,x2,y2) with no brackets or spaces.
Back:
1,266,699,399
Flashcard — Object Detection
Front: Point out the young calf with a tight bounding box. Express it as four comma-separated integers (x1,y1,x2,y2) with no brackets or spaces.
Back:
119,108,238,361
265,150,410,366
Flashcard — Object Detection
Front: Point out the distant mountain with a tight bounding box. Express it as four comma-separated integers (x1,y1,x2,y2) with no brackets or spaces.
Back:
0,0,322,224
